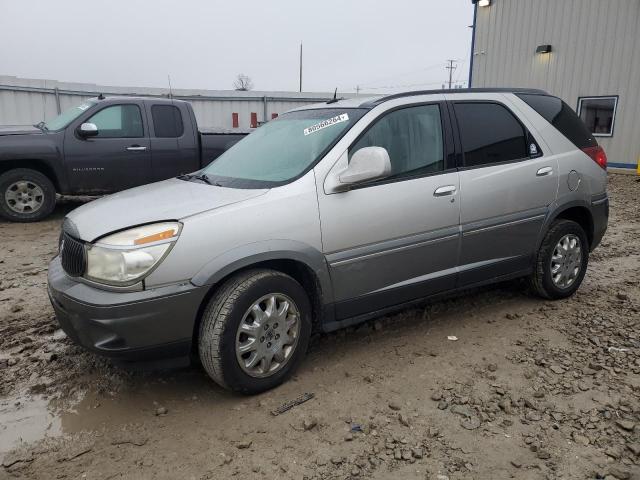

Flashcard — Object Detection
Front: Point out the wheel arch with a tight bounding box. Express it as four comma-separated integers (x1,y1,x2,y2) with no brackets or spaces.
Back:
539,202,595,250
190,241,334,352
0,160,61,191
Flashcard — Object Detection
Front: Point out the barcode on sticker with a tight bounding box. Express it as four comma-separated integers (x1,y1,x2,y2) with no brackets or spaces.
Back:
304,113,349,136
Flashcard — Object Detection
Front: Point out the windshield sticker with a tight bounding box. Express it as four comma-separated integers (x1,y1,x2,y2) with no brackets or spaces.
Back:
304,113,349,136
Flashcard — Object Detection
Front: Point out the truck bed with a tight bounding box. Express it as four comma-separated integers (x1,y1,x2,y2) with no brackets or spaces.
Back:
199,128,251,167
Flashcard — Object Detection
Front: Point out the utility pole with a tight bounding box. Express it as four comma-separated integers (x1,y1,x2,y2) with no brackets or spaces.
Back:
355,85,360,95
445,59,457,89
299,43,303,93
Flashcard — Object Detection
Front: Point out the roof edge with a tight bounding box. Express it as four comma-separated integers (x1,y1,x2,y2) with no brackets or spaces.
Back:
362,88,549,107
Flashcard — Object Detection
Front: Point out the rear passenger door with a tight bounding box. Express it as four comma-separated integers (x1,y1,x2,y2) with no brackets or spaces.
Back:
147,103,200,181
447,95,558,286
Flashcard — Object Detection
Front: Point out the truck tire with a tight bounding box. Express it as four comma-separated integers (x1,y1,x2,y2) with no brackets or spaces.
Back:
530,219,589,300
0,168,56,222
198,269,312,394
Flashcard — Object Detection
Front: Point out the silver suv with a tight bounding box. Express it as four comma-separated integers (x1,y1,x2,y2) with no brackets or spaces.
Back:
48,89,609,394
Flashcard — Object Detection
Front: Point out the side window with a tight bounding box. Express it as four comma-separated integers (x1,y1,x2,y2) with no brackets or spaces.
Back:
516,93,597,148
349,104,444,178
151,105,184,138
454,102,528,167
87,105,143,138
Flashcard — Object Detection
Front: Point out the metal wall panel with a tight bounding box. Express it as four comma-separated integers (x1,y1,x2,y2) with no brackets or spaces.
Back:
0,75,337,129
471,0,640,168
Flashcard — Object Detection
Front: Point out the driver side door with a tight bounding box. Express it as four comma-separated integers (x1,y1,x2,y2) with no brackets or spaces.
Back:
317,101,460,320
64,102,151,193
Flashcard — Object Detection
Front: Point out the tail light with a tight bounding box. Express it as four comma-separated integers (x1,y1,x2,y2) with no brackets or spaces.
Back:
582,145,607,170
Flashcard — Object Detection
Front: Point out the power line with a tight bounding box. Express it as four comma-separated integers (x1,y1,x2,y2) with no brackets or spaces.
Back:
357,62,447,88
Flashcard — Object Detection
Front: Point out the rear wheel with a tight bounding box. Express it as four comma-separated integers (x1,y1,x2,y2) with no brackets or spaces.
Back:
198,269,312,394
0,168,56,222
530,219,589,299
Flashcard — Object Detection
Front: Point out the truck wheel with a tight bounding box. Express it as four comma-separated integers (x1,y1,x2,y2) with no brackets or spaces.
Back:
530,219,589,300
198,269,312,394
0,168,56,222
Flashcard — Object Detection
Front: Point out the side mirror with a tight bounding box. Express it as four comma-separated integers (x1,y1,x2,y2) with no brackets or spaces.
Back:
338,146,392,186
77,122,98,138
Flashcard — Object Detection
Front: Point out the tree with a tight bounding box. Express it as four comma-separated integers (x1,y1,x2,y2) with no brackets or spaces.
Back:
233,74,254,91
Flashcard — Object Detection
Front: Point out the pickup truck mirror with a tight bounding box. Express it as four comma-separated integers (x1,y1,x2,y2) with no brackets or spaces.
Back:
338,146,392,186
77,122,99,138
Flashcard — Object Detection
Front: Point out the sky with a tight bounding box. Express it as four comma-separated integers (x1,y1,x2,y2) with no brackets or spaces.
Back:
0,0,474,94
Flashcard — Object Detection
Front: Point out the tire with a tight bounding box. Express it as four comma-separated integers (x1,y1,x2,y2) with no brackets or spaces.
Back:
0,168,56,222
530,219,589,300
198,269,312,394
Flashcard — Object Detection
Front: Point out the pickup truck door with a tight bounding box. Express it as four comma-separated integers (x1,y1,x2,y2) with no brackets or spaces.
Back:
64,102,151,193
146,102,200,181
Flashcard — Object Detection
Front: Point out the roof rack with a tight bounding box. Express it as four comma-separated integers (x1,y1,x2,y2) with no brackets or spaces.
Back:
361,87,549,107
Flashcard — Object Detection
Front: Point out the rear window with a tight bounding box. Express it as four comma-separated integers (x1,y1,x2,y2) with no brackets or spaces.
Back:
516,94,597,149
151,105,184,138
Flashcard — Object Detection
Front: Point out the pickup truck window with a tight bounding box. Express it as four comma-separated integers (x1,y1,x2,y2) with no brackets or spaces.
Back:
151,105,184,138
88,105,144,138
44,101,96,131
201,108,367,187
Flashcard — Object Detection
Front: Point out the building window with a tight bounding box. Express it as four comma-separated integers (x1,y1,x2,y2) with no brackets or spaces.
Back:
577,96,618,137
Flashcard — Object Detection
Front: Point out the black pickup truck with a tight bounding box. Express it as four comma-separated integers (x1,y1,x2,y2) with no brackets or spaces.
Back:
0,96,248,222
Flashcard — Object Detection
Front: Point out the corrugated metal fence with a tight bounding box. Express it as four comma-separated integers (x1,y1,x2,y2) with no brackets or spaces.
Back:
0,75,336,129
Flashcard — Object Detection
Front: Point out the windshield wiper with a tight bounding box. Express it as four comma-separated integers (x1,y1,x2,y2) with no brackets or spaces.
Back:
193,173,213,185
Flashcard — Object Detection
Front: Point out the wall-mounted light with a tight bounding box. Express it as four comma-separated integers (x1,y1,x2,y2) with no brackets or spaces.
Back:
536,44,552,54
478,0,491,6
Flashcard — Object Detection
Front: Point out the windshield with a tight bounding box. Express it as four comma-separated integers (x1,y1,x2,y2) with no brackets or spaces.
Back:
43,101,95,131
201,108,367,188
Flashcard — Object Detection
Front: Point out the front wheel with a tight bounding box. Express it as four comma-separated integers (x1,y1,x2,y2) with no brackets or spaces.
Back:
0,168,56,222
198,269,312,394
530,219,589,299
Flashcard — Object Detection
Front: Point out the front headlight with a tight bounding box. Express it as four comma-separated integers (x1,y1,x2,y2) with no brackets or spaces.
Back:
86,222,181,286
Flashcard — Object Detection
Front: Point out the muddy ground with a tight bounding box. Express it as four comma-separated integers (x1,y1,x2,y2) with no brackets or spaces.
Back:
0,174,639,480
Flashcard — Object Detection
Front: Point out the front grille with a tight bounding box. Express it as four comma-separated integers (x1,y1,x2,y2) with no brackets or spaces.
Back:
60,232,86,277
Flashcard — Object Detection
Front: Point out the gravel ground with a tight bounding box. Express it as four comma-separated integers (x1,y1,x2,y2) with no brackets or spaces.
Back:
0,174,638,480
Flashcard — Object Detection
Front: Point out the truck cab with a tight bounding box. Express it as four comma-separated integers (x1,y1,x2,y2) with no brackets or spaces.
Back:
0,96,247,222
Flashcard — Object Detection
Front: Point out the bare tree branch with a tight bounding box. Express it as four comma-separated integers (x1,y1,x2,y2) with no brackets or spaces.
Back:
233,74,254,91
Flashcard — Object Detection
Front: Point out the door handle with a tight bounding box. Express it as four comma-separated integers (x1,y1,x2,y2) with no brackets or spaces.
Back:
126,146,147,152
434,185,457,196
536,166,553,176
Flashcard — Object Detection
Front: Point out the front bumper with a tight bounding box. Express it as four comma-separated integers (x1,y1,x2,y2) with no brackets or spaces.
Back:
47,257,208,361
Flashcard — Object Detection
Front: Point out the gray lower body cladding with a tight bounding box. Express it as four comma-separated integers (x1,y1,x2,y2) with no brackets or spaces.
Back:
47,257,208,361
590,194,609,251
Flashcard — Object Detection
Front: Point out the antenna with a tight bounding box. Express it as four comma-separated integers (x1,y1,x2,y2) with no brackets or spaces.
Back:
167,74,173,99
326,88,341,104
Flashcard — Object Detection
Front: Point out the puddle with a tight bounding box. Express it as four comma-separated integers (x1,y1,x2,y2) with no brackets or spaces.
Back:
0,392,61,462
0,368,234,462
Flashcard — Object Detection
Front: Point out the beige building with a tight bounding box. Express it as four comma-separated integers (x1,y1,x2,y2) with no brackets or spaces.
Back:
470,0,640,172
